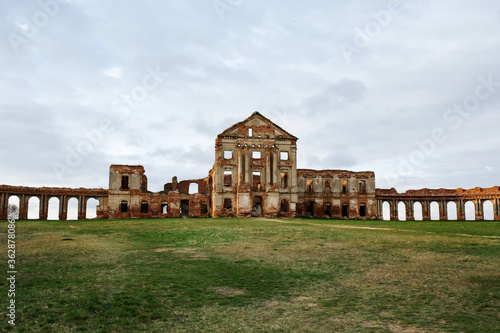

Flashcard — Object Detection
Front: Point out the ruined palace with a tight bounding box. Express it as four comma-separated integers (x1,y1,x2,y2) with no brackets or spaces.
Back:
1,112,499,221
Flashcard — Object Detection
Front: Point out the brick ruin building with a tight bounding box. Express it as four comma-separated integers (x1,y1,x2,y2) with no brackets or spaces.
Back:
1,112,499,221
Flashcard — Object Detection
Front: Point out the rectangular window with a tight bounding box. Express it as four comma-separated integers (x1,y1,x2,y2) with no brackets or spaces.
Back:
249,128,253,137
224,150,232,159
307,179,313,194
280,172,288,189
342,180,348,194
121,175,129,190
224,198,232,210
141,201,149,214
201,204,208,214
280,152,288,160
120,200,128,213
252,151,261,159
324,180,331,193
253,171,261,191
224,170,232,187
161,202,168,214
359,180,367,194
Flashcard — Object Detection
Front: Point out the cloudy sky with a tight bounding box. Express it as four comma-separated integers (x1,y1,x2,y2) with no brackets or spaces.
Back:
1,0,500,193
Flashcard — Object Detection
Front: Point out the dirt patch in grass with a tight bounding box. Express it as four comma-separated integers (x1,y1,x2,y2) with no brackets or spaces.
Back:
154,247,208,260
211,286,245,297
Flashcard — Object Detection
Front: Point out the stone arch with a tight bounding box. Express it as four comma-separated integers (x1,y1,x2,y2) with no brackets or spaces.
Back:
67,197,79,220
430,201,440,220
483,200,494,220
465,201,475,220
398,201,406,221
86,198,100,219
28,196,40,220
382,201,390,220
48,197,60,220
447,201,458,220
413,201,423,220
7,195,20,220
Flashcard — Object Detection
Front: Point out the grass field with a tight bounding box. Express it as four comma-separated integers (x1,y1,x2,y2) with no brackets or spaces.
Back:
1,218,499,332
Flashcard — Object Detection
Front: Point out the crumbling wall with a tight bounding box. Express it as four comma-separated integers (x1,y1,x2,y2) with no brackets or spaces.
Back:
296,169,377,219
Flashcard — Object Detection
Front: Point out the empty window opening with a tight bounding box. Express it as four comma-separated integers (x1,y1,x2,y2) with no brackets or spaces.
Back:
360,204,367,217
280,152,289,160
224,150,232,159
224,170,232,187
249,128,253,137
141,201,149,214
121,175,130,190
120,200,128,213
281,199,289,212
67,198,78,220
447,201,457,220
189,183,199,194
342,180,348,194
201,204,208,215
306,179,313,194
280,172,288,189
465,201,475,220
398,202,406,221
7,196,20,220
86,198,99,219
342,204,349,218
382,202,391,221
430,201,440,220
325,203,332,218
324,180,331,193
484,201,494,220
413,202,423,220
161,202,168,214
48,197,60,220
252,171,262,191
359,180,366,194
306,201,315,216
28,196,40,220
224,198,232,210
252,151,261,159
181,200,190,217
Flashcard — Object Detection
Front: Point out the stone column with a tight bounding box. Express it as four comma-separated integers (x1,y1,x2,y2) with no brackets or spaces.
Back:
0,193,6,220
237,148,243,186
494,198,500,221
78,196,86,220
439,200,448,221
422,201,431,221
265,149,271,187
390,200,398,220
273,149,279,186
457,199,465,220
39,195,49,220
244,147,250,184
406,200,414,221
377,200,383,219
290,147,297,194
59,196,67,220
475,199,484,221
19,194,28,220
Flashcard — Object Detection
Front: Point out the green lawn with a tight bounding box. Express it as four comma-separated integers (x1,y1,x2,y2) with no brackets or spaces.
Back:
1,218,499,332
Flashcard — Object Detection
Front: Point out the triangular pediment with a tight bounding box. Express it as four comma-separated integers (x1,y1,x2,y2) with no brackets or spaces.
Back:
218,111,297,140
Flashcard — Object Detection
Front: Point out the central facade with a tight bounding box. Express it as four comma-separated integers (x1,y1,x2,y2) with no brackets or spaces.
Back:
211,112,299,217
